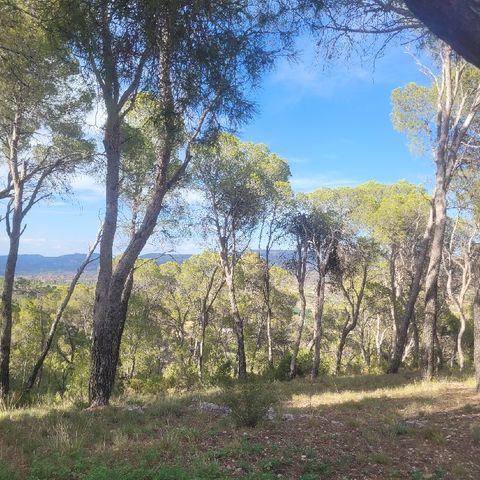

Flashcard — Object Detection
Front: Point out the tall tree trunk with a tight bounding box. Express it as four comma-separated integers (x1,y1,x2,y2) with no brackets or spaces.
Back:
223,267,247,379
412,314,420,368
89,108,122,407
89,33,178,405
90,267,134,406
0,206,22,399
266,306,274,369
422,166,447,380
198,309,207,382
311,275,326,379
263,247,274,369
0,113,22,400
290,285,306,380
456,310,467,371
473,283,480,392
388,208,434,373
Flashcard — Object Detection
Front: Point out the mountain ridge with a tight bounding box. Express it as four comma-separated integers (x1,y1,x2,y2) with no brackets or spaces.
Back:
0,250,290,277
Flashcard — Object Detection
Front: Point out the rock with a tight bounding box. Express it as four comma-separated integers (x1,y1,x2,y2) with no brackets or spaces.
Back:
197,401,231,415
266,407,276,420
125,404,144,413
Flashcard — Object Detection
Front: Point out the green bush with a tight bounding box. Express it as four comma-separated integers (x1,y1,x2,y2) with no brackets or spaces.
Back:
272,349,316,380
221,379,278,427
207,359,234,385
271,354,291,381
127,376,165,395
163,363,198,391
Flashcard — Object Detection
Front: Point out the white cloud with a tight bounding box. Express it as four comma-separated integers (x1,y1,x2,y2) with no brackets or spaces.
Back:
180,188,205,205
270,45,371,105
70,174,104,201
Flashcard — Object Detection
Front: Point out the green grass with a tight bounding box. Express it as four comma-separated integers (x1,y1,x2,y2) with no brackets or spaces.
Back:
0,373,478,479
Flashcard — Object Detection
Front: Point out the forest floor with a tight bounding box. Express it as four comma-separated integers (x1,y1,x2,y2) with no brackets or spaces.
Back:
0,373,479,479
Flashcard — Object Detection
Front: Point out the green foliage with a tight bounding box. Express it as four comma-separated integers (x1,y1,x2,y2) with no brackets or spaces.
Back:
193,133,290,243
391,82,436,155
273,348,317,380
221,379,279,427
163,363,198,392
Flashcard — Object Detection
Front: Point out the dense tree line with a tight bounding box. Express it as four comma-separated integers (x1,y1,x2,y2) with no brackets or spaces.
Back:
1,0,480,406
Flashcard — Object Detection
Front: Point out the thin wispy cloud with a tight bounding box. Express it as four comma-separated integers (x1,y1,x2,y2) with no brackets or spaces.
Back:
269,40,371,108
180,188,205,205
71,174,104,199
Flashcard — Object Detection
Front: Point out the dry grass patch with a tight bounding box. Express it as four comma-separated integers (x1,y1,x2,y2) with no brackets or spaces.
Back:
0,374,479,479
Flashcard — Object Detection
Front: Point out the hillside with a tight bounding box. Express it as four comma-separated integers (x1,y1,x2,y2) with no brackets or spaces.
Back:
0,251,290,277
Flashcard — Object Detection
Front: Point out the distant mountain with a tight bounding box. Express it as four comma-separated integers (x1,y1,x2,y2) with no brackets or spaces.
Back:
0,250,291,278
0,253,191,277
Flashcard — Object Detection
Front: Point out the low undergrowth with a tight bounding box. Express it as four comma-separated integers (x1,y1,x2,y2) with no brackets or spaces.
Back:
0,373,478,479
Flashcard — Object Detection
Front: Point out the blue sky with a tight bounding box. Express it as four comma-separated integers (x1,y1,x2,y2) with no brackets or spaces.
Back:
0,41,434,256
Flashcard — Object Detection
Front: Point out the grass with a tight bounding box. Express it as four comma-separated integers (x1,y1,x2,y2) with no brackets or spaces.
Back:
0,373,479,479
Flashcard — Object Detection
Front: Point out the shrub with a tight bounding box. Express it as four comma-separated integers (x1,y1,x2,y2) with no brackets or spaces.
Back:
208,359,234,385
272,349,318,380
221,379,279,427
471,423,480,445
163,363,198,391
271,353,291,381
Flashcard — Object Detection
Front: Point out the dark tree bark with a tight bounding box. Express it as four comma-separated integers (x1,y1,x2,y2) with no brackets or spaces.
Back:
419,46,480,379
404,0,480,68
0,111,22,399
